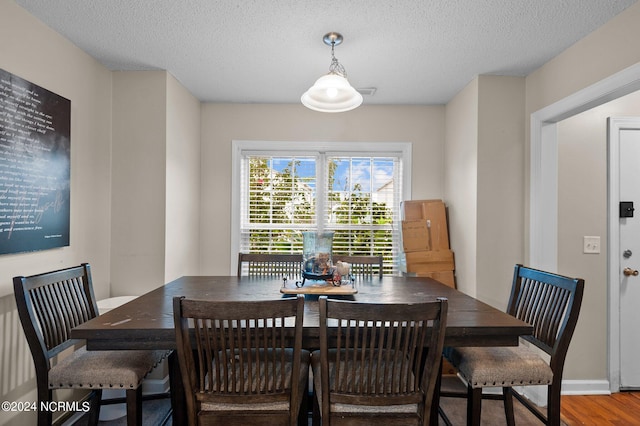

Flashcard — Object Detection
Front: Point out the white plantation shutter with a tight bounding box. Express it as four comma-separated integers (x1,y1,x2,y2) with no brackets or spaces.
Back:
236,142,409,275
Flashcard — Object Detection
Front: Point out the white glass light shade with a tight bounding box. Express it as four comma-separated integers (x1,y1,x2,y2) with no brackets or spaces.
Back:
301,73,363,113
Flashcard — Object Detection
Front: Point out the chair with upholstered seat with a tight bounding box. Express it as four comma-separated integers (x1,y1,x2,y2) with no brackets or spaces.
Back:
312,295,448,426
237,252,304,279
173,294,309,426
441,264,584,426
13,263,168,426
332,254,384,278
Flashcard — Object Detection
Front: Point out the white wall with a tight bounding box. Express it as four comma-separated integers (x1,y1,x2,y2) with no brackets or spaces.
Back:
199,104,446,274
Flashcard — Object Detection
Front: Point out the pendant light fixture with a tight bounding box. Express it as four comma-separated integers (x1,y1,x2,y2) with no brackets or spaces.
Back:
301,32,363,113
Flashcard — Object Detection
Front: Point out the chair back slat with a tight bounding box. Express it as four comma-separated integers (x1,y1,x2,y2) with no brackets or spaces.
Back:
31,286,57,350
319,296,447,423
331,317,424,397
238,253,385,279
237,253,303,279
333,254,384,278
192,316,291,396
174,295,305,410
14,264,98,362
507,264,584,358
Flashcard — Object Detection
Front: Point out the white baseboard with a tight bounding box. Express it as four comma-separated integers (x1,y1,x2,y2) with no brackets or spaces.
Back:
560,379,611,395
480,379,611,408
521,379,611,406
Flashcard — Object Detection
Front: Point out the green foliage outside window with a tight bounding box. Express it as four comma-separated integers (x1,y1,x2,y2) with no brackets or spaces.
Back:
246,157,394,274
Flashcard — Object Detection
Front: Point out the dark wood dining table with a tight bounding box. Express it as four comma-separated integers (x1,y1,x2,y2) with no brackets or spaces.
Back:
71,275,532,425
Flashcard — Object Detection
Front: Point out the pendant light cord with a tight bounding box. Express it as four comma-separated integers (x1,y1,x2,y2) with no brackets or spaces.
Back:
329,41,347,78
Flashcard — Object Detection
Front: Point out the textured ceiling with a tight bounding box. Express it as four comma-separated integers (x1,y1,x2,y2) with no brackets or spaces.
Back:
14,0,638,105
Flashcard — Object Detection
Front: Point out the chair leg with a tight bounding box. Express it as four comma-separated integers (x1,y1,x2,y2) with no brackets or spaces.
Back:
37,387,53,426
312,400,320,426
87,389,103,426
312,383,321,426
502,387,515,426
297,378,309,426
547,382,562,426
169,350,188,424
467,386,482,426
126,387,143,426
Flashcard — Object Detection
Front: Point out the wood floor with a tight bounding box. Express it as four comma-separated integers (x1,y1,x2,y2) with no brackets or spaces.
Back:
561,392,640,425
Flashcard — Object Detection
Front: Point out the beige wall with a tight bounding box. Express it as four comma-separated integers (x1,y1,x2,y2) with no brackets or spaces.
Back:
2,0,640,414
165,74,201,282
525,1,640,382
557,91,640,379
0,0,113,298
0,1,113,423
444,75,525,305
476,76,525,309
199,104,446,274
526,3,640,115
111,71,168,296
111,71,201,295
525,2,640,259
444,78,479,296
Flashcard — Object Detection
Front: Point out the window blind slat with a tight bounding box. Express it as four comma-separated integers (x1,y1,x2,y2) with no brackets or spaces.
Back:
240,150,403,274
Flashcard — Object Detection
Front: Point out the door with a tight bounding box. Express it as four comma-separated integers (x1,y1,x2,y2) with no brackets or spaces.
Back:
617,118,640,389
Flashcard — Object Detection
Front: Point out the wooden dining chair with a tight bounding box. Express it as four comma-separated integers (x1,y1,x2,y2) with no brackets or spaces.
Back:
332,254,384,278
173,294,309,426
13,263,168,426
441,264,585,426
237,252,303,279
312,295,448,426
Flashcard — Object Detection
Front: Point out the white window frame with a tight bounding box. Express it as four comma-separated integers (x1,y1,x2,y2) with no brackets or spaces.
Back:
230,140,412,275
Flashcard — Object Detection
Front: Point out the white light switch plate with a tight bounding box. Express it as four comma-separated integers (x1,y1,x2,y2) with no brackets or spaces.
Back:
583,236,601,254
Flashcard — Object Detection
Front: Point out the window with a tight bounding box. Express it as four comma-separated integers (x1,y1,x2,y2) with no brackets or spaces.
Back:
231,141,411,275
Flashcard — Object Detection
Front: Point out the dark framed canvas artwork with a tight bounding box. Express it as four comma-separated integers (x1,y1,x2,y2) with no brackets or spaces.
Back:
0,69,70,254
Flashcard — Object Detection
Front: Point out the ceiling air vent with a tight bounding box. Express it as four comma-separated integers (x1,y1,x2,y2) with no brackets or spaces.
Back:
356,87,377,96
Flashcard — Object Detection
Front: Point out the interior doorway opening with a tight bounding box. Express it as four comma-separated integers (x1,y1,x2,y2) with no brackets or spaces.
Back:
530,62,640,393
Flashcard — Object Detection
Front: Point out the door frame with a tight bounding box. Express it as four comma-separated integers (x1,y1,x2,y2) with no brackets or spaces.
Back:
530,62,640,393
